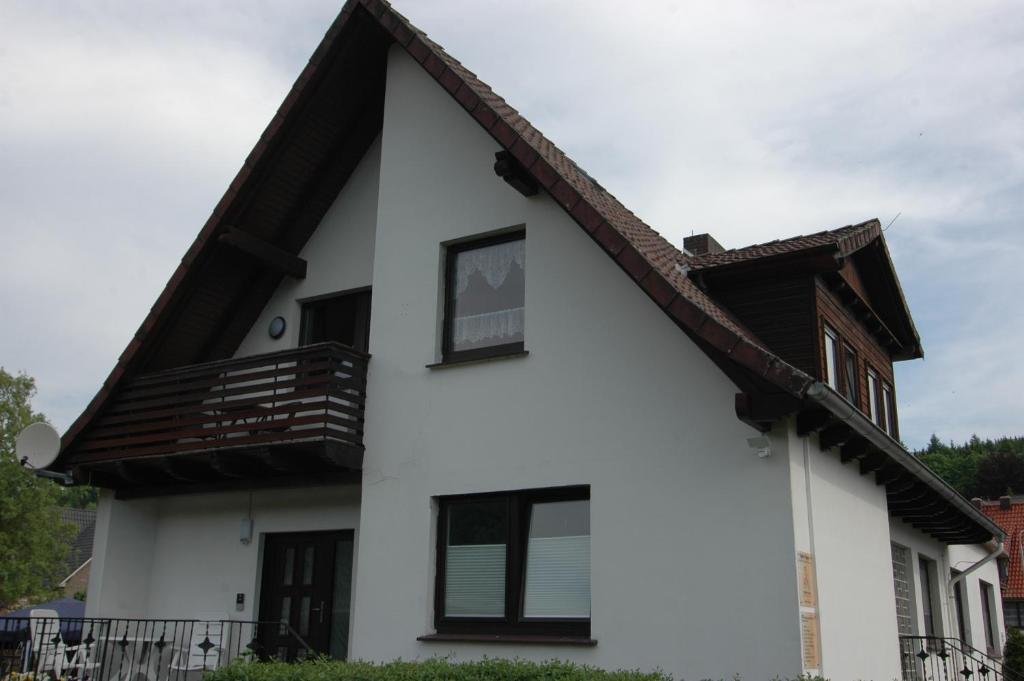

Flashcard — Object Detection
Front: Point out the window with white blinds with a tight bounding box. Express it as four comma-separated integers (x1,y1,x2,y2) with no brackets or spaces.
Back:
435,487,591,638
522,500,591,619
444,500,507,617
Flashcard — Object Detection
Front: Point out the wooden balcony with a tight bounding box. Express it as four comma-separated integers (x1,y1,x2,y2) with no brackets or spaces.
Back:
66,342,368,497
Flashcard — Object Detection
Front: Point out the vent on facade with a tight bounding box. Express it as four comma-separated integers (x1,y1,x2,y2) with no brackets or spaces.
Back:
683,233,725,256
1000,495,1012,509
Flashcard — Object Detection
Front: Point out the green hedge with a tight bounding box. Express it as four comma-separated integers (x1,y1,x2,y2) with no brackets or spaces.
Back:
205,658,671,681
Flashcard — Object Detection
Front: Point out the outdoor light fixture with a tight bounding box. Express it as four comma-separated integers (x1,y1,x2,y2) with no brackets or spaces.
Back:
240,518,253,545
268,316,286,339
746,436,772,459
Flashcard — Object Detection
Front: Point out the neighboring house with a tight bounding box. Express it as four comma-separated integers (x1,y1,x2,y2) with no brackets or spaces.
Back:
980,497,1024,631
59,508,96,597
44,2,1006,680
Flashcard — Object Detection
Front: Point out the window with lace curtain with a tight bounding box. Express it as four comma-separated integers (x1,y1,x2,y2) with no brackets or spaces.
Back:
443,232,525,362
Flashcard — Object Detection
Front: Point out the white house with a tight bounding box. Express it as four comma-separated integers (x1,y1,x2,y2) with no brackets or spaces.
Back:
49,2,1007,680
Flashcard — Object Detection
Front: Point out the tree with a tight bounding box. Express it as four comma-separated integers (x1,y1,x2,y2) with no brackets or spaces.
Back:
916,434,1024,499
0,368,76,611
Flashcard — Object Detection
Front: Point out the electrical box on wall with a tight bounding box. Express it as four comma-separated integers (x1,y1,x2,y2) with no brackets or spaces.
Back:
236,593,245,612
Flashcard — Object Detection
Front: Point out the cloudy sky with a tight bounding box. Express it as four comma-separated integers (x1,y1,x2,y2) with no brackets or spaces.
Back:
1,0,1021,450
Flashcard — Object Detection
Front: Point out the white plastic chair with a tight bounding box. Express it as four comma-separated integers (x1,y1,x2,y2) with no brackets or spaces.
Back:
168,613,229,674
28,609,97,678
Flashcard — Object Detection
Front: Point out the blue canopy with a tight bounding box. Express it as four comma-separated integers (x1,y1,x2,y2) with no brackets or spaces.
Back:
0,598,86,644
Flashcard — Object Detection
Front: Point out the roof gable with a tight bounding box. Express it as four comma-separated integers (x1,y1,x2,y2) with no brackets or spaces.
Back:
59,0,815,462
688,220,923,359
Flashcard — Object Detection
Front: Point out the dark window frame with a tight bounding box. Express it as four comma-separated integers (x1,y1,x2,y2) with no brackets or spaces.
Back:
434,485,590,638
822,323,841,390
919,556,940,638
442,231,526,364
981,580,997,653
298,287,372,352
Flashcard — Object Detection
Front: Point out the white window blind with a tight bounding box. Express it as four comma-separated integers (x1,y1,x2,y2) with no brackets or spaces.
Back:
444,544,506,617
522,500,590,619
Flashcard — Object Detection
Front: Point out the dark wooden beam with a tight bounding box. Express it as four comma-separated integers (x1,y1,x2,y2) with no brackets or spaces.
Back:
875,463,906,486
734,392,799,432
797,408,832,436
115,470,361,500
818,423,853,451
494,151,538,197
859,451,887,475
209,453,250,478
218,227,307,279
840,438,871,463
883,475,918,495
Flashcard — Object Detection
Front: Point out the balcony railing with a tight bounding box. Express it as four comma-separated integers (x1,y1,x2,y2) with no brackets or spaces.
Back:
0,617,314,681
66,342,369,493
900,635,1017,681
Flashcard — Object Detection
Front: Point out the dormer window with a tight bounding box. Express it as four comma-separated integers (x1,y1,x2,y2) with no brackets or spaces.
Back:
823,325,840,390
443,232,525,362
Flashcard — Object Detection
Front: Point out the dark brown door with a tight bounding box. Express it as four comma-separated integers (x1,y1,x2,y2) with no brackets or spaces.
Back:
258,530,354,660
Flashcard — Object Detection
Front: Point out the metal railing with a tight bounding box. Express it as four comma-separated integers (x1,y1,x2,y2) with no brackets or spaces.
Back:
900,635,1018,681
0,617,313,681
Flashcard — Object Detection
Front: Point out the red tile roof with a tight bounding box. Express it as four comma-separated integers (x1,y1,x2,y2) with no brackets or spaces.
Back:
687,220,880,270
981,499,1024,598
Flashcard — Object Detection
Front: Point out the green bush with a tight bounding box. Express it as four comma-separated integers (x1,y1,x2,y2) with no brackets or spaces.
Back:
206,658,671,681
1005,627,1024,680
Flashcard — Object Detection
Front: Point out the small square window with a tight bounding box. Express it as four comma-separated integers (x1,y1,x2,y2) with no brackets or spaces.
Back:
443,232,525,362
435,486,590,638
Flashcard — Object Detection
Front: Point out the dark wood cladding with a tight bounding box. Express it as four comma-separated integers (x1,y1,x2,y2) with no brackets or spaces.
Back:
816,279,896,415
66,342,368,469
138,12,390,373
702,274,818,376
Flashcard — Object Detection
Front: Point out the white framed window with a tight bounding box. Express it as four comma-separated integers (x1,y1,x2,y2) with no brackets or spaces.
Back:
867,368,882,427
824,326,840,390
882,383,896,437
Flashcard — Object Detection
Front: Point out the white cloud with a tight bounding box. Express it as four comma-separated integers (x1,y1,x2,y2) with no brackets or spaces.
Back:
1,0,1022,448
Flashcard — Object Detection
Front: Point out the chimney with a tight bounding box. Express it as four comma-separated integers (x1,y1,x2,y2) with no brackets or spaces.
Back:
684,233,725,256
971,497,984,510
1000,495,1012,510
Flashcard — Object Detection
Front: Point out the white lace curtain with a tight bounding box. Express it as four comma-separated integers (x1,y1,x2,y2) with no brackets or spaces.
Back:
455,239,525,294
453,239,525,348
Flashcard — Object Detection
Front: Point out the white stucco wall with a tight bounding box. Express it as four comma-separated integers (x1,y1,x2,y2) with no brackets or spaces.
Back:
87,485,360,622
233,134,381,358
783,421,902,681
346,46,803,679
86,491,158,618
948,543,1006,656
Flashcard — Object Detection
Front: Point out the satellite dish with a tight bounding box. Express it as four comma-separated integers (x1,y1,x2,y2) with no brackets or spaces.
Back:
15,422,61,470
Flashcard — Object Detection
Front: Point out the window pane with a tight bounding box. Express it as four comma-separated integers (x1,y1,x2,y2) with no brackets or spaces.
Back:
450,238,525,353
824,329,838,389
843,346,857,403
445,500,507,617
283,548,294,586
868,371,880,424
883,386,895,436
303,546,315,586
522,500,590,619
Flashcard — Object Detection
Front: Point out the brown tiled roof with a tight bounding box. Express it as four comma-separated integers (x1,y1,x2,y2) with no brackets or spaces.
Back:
981,499,1024,599
688,220,880,270
58,0,821,464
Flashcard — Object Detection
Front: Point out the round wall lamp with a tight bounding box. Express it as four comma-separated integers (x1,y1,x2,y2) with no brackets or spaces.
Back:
268,316,287,339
